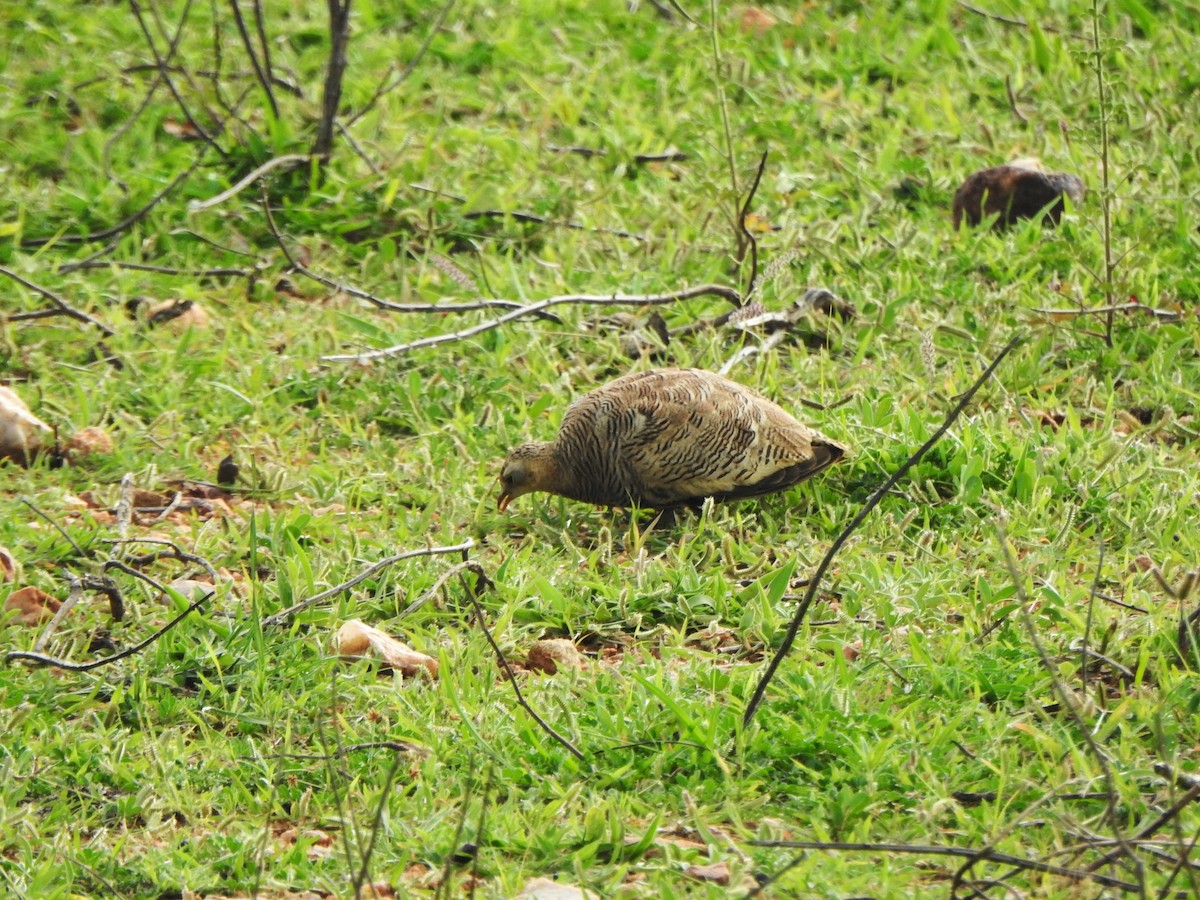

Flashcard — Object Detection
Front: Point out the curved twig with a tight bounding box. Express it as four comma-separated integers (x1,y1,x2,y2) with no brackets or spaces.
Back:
745,840,1146,895
0,269,114,335
322,284,744,362
21,153,207,247
5,590,212,671
739,149,769,298
259,193,542,315
262,540,476,626
457,565,586,762
189,153,309,210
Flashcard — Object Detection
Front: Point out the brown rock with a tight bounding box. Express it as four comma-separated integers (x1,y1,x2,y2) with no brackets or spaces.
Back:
497,368,846,510
952,163,1084,230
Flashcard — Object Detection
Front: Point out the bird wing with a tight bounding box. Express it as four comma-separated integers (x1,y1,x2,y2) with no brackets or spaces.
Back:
563,369,841,507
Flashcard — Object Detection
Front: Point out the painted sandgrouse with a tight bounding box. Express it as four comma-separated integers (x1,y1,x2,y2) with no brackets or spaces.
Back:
497,367,846,511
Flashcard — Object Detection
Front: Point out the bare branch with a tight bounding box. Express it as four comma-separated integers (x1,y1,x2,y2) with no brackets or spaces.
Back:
742,335,1023,728
0,269,113,335
189,153,309,210
322,284,744,362
262,540,476,626
745,839,1146,894
6,589,212,671
21,154,207,248
227,0,278,118
313,0,353,160
739,150,769,298
457,565,586,761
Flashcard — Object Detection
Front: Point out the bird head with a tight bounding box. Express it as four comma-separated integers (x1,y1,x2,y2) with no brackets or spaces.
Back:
497,442,556,512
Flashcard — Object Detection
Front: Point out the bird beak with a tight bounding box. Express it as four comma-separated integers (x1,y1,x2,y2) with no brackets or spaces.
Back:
497,491,512,513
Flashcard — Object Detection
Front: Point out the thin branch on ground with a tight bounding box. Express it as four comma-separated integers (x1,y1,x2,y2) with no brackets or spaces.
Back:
457,565,586,762
21,153,207,247
0,268,114,335
189,153,310,210
409,182,648,242
352,739,404,896
742,335,1022,728
322,284,744,362
996,531,1145,894
1091,0,1118,346
262,540,476,626
104,0,195,189
745,839,1150,895
62,259,256,278
73,63,302,97
1004,74,1028,123
128,0,225,156
1033,302,1180,322
20,498,91,558
6,589,212,670
102,537,221,581
1080,534,1105,691
260,192,547,315
956,1,1092,40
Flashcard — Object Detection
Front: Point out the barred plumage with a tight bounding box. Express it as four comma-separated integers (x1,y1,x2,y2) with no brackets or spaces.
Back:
497,368,847,511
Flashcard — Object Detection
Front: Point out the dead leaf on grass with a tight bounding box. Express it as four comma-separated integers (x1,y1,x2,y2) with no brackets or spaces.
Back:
162,117,205,140
739,7,777,34
334,619,438,678
278,826,335,860
516,877,595,899
526,638,585,674
63,425,114,461
685,860,731,885
5,586,61,626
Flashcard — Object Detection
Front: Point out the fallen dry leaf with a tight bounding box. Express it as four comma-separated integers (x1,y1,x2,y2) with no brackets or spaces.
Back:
516,877,595,899
132,488,170,509
739,7,776,34
0,547,16,583
334,619,438,678
64,426,114,461
685,860,731,885
0,386,51,464
162,117,205,140
526,638,584,674
5,586,61,626
278,827,335,860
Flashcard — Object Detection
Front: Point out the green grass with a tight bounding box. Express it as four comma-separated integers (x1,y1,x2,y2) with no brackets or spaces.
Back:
3,0,1200,896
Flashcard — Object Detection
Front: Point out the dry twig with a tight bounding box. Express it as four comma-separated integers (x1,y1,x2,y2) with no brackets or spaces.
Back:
742,336,1022,727
0,268,114,335
322,284,743,362
262,540,476,626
